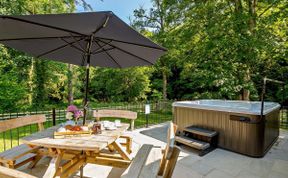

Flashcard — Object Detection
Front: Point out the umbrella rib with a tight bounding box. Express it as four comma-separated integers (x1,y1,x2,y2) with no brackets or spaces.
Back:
92,47,115,55
81,54,86,66
95,37,167,51
37,37,84,58
69,33,86,51
97,39,154,65
92,14,111,35
61,38,85,53
0,35,82,42
0,16,86,36
94,41,122,68
91,40,112,53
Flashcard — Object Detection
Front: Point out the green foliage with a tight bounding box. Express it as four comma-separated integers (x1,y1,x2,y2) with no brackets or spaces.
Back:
132,0,288,102
90,67,151,102
0,0,77,110
0,46,27,111
0,74,26,112
0,0,287,112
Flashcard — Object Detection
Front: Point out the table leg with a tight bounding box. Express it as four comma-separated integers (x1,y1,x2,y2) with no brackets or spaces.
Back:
80,165,83,178
59,157,85,178
111,141,132,161
28,154,43,169
43,151,64,178
107,144,115,152
120,135,132,154
80,150,84,178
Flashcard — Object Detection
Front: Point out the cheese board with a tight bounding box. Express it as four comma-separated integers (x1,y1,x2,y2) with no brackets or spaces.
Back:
54,130,92,139
54,124,92,138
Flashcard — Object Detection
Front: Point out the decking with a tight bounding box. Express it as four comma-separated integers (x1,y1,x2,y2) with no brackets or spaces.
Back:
13,123,288,178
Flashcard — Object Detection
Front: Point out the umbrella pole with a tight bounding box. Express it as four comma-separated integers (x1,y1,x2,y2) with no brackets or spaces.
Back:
83,37,93,125
83,56,90,125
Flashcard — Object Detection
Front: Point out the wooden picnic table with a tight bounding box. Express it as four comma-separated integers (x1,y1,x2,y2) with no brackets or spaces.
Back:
21,123,132,178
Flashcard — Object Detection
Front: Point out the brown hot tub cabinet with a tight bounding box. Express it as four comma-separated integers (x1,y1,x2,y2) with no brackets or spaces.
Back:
173,100,280,157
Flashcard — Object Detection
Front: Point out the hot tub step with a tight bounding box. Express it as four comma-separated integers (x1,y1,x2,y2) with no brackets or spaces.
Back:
175,135,210,150
183,126,217,137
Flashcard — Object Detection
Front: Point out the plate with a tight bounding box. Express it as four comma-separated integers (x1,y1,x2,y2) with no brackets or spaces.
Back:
115,124,122,127
106,127,117,130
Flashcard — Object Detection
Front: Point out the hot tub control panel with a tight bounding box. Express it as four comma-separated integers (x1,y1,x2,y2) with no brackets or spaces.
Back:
230,115,252,123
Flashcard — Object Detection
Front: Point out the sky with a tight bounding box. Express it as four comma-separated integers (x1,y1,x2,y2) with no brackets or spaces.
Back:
77,0,153,23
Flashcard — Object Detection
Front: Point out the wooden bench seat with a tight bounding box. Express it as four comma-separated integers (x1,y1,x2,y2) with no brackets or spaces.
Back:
0,166,37,178
93,109,137,131
94,109,137,154
121,144,162,178
0,115,46,168
121,122,181,178
0,144,39,168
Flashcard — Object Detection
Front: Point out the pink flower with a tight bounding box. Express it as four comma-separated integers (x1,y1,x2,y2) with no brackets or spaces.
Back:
66,105,83,120
67,105,78,112
74,110,83,119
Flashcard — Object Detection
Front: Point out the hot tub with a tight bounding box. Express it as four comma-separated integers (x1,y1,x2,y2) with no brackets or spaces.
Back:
173,100,281,157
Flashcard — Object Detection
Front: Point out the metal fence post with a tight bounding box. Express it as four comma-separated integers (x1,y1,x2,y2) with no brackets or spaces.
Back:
286,107,288,124
145,101,150,128
52,108,56,126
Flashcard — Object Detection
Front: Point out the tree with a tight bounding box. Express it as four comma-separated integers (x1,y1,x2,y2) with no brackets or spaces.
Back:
90,67,151,102
0,0,76,109
154,0,287,101
0,0,287,111
0,46,27,111
132,0,182,100
67,64,74,105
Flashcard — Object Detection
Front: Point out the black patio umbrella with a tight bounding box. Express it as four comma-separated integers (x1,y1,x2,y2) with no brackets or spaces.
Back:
0,12,166,124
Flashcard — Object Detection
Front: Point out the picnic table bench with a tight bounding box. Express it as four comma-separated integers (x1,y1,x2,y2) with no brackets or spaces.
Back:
0,166,37,178
93,109,137,130
121,122,180,178
0,115,46,168
93,109,138,154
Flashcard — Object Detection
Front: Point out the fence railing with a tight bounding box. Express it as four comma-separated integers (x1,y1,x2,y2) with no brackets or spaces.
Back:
0,101,288,152
280,107,288,129
0,101,173,152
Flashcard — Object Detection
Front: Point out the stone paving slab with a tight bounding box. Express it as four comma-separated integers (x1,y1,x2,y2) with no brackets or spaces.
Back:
17,123,288,178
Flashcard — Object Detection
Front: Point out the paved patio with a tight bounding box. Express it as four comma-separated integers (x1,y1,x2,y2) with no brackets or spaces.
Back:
19,123,288,178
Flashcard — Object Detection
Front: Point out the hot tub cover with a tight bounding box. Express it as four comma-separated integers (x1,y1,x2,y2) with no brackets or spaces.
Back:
172,100,281,115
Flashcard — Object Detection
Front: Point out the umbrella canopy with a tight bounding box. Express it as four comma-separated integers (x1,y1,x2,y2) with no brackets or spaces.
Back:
0,12,166,67
0,12,166,124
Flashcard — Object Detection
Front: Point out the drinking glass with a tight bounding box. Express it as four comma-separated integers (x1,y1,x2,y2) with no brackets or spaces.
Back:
115,120,121,127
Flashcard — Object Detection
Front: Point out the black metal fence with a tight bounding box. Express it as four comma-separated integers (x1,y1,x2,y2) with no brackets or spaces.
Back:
1,101,288,152
280,107,288,129
0,101,173,152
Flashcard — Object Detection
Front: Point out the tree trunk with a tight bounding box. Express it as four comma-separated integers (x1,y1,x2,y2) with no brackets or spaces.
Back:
32,59,47,108
28,58,34,105
234,0,243,12
155,0,167,101
67,64,73,105
248,0,257,31
162,69,167,100
241,0,257,100
242,68,251,100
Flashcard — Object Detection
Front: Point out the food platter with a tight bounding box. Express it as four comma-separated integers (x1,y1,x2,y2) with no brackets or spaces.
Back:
53,120,123,138
54,130,91,138
54,125,91,139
